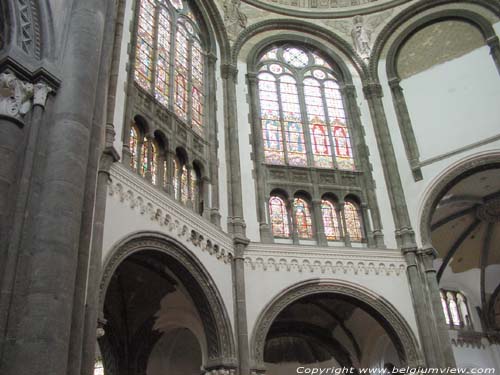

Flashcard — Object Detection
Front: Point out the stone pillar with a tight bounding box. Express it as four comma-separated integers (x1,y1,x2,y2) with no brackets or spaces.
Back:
1,1,108,374
246,72,272,243
0,74,50,353
312,199,327,246
360,202,375,247
387,78,422,181
221,63,250,375
207,53,221,226
339,202,351,247
487,35,500,76
289,197,299,245
419,247,456,367
335,204,345,243
202,175,211,219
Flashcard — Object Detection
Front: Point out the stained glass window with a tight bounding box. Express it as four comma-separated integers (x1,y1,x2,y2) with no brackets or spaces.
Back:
269,196,290,238
163,159,168,187
140,138,149,177
321,200,340,240
173,158,180,199
151,142,159,185
129,125,139,171
441,290,471,328
344,201,363,241
256,46,356,170
293,198,313,239
190,169,198,207
181,165,189,203
134,0,205,134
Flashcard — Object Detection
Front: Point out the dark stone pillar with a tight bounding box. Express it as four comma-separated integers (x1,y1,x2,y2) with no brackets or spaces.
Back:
312,199,327,246
1,1,108,374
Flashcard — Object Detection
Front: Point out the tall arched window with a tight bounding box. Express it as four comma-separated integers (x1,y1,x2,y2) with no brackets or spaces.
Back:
190,167,199,209
321,199,340,240
269,196,290,238
257,46,355,170
344,201,363,242
441,290,471,329
293,198,313,239
134,0,205,134
180,165,189,203
173,158,180,199
129,125,140,171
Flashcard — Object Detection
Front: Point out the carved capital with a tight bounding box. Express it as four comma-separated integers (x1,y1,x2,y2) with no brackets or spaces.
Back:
246,72,258,85
0,71,34,123
220,64,238,80
340,84,356,98
362,82,383,100
486,35,500,50
388,77,402,91
33,82,53,108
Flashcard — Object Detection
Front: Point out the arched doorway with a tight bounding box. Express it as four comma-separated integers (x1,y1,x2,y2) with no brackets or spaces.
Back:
97,233,236,374
251,280,422,373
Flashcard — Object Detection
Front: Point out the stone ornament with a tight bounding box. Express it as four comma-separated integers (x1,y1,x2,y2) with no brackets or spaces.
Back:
351,15,372,59
223,0,248,41
0,72,33,120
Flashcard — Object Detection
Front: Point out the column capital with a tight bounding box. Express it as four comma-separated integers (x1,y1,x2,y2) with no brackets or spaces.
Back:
362,82,383,100
220,64,238,80
0,71,34,125
340,83,356,97
387,77,402,90
246,72,258,84
33,82,53,108
486,35,500,49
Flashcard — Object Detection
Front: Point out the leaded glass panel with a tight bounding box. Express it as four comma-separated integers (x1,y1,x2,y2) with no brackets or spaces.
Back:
151,142,159,185
129,126,139,171
344,201,362,241
173,158,179,199
294,198,313,239
269,196,290,238
135,0,155,90
181,165,189,203
321,200,340,240
154,8,171,106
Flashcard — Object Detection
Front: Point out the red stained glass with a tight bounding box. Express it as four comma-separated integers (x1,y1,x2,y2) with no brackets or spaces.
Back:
140,138,148,177
155,8,171,106
269,196,290,238
174,26,189,120
135,0,155,90
321,200,340,240
259,73,284,164
344,201,362,241
294,198,313,239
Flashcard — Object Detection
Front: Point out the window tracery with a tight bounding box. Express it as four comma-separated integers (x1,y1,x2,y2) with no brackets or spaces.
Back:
269,195,290,238
134,0,205,134
256,46,355,169
293,197,313,239
440,290,471,329
321,199,340,240
344,201,363,242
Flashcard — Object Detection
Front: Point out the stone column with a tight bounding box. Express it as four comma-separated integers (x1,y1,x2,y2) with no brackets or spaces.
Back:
165,150,175,195
387,78,422,181
360,203,375,247
202,175,211,219
289,197,299,245
487,35,500,76
312,199,327,246
221,63,250,375
246,72,272,242
1,1,108,374
419,247,456,367
186,165,193,209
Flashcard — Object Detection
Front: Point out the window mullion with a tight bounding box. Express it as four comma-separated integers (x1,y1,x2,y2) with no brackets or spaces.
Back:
150,5,161,95
296,79,314,167
276,77,288,165
187,37,193,126
321,81,339,169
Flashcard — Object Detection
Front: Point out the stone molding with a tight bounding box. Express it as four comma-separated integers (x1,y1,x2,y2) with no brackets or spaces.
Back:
245,243,406,276
108,163,234,263
449,330,486,349
250,279,423,368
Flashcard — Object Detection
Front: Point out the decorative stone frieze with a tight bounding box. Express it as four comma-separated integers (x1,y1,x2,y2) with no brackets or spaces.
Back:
108,163,234,263
245,243,406,276
204,368,236,375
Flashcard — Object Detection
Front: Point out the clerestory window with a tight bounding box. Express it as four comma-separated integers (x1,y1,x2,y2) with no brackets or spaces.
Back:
134,0,205,134
257,46,355,170
440,290,472,329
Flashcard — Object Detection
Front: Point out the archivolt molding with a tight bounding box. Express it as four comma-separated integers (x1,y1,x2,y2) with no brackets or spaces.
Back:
418,152,500,248
370,0,500,80
99,233,237,366
250,279,423,369
230,19,368,78
108,163,234,263
245,244,406,276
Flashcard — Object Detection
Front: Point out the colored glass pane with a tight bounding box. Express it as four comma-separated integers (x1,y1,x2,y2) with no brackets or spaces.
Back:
457,293,470,327
181,165,189,203
261,48,278,61
163,159,168,187
344,201,362,241
441,292,451,325
293,198,313,239
155,8,171,106
304,78,333,168
129,126,139,171
192,40,204,133
280,75,306,166
151,142,159,185
173,158,179,199
174,25,189,120
140,138,148,177
448,294,461,326
283,47,308,68
321,200,340,240
135,0,155,90
258,73,284,164
269,196,290,238
190,169,198,206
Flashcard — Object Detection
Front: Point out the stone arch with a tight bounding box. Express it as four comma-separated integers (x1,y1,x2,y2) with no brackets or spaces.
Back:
418,151,500,248
250,279,423,369
232,19,367,79
99,232,237,369
370,0,500,81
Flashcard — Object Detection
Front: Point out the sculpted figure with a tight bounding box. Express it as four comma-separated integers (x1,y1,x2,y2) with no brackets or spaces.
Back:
351,15,372,59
